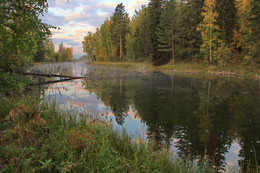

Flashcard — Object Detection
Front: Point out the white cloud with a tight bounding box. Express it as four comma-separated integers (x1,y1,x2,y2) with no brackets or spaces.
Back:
130,0,148,11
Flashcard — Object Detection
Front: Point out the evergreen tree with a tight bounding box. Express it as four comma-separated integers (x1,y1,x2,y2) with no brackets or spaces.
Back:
110,3,130,61
216,0,237,45
181,0,204,61
126,6,151,61
148,0,167,65
236,0,260,61
251,0,260,61
157,0,178,64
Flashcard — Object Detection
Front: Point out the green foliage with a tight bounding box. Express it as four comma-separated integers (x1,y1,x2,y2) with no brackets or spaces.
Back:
216,0,237,45
82,31,98,61
0,72,31,94
176,0,204,61
147,0,168,65
0,0,54,71
126,6,152,62
215,41,234,66
33,39,56,62
157,0,178,64
99,19,114,60
82,0,258,66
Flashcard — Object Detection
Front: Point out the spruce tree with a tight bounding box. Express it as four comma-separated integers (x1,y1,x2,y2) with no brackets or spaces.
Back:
148,0,167,65
157,0,178,64
216,0,237,45
177,0,204,61
236,0,259,61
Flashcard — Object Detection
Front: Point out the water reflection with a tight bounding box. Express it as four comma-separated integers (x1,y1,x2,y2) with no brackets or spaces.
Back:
33,62,260,171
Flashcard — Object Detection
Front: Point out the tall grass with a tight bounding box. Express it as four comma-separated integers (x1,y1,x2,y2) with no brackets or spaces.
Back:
0,96,231,172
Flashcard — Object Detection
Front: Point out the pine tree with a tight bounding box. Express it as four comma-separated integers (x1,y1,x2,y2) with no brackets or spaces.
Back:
197,0,220,63
110,3,129,62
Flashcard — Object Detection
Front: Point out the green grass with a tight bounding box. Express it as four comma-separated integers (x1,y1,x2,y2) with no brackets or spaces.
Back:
88,61,153,71
88,61,260,78
0,96,217,173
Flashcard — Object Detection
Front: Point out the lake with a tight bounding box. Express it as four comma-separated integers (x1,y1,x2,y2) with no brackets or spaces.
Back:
31,62,260,171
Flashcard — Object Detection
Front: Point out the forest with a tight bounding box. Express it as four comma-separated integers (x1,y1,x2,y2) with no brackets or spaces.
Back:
82,0,259,66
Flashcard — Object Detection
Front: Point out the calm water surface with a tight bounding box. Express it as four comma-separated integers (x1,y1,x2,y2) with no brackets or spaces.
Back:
32,62,260,171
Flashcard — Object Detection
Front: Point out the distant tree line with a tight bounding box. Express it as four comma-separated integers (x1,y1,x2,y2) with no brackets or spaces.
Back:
23,39,73,63
33,40,74,62
82,0,259,66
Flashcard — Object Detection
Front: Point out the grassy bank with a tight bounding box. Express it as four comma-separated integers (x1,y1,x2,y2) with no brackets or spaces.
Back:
88,61,260,78
0,96,215,173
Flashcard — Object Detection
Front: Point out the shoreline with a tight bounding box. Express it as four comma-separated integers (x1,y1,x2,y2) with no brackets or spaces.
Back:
87,61,260,79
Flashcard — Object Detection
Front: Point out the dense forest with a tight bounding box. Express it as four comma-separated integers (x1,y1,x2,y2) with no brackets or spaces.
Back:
82,0,259,66
0,0,73,73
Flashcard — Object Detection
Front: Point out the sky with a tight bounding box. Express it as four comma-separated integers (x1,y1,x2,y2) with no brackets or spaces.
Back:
42,0,149,58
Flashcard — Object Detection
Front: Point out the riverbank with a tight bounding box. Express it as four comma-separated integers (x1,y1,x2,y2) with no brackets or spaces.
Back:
88,61,260,78
0,96,215,172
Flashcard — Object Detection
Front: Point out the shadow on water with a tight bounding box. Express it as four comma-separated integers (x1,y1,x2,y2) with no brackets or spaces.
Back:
31,62,260,171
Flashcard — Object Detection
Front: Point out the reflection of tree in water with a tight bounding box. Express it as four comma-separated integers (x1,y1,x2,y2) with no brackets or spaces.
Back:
226,82,260,170
108,79,129,125
194,80,233,170
82,70,260,170
83,76,129,125
129,73,201,150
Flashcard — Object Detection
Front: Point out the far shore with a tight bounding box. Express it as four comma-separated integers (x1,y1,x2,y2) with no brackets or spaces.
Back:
87,61,260,79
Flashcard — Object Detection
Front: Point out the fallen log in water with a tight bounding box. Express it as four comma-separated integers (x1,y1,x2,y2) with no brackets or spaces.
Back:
22,72,85,79
30,78,82,86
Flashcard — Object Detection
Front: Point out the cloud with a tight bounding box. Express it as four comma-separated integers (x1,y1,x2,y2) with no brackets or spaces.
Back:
130,0,148,10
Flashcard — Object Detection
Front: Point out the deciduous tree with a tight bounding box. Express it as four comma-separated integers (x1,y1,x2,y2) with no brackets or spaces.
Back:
197,0,220,63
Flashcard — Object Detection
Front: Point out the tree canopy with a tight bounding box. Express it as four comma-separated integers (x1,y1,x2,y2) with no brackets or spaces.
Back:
82,0,259,66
